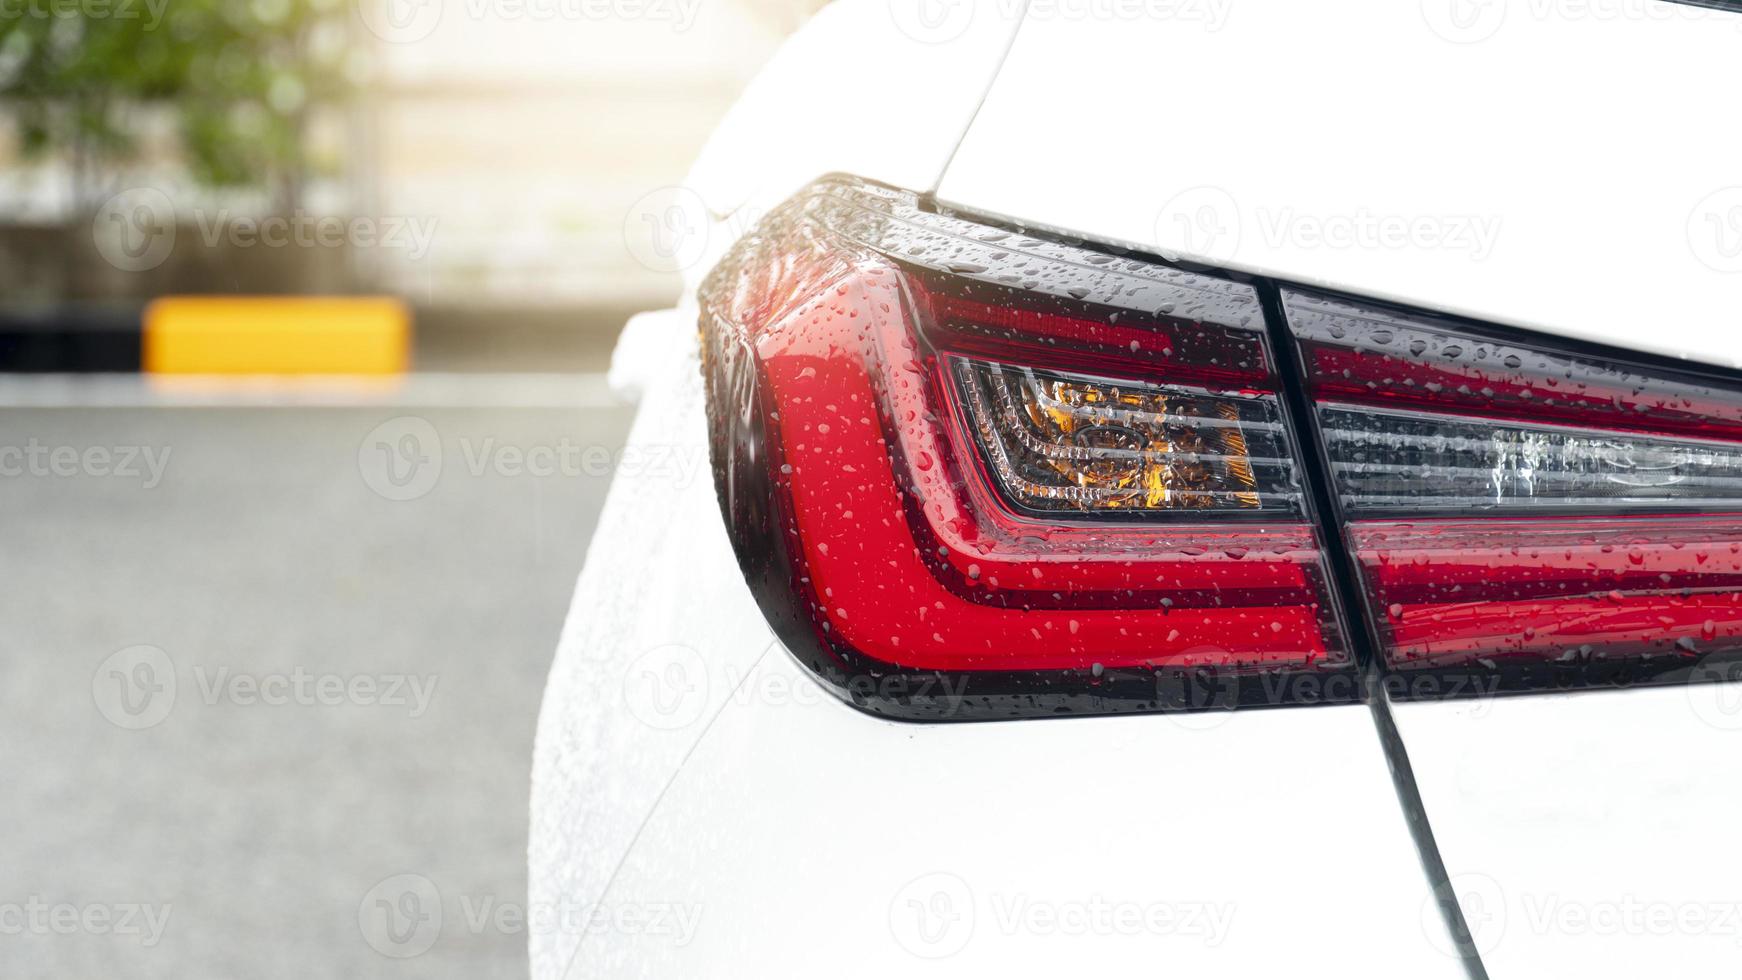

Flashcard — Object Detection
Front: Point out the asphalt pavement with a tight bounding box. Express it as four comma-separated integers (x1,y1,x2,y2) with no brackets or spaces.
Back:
0,390,634,978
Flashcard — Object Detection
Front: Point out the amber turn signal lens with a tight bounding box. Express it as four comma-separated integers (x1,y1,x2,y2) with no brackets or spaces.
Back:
951,357,1302,517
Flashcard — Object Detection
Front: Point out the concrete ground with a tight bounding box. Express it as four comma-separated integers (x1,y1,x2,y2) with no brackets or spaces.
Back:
0,393,635,978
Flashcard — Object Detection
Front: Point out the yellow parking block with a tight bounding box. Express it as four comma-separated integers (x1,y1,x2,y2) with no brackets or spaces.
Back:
144,296,411,375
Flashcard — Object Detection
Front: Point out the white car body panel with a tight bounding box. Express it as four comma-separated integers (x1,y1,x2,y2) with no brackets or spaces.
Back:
536,2,1742,977
528,317,780,980
935,7,1742,978
592,648,1464,978
536,329,1465,979
938,0,1742,369
677,0,1026,295
1392,687,1742,979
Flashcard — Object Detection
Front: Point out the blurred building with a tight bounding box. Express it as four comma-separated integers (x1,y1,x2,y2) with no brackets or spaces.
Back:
0,0,820,314
366,0,813,308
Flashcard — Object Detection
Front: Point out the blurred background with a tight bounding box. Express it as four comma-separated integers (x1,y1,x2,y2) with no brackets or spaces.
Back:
0,0,822,363
0,1,821,976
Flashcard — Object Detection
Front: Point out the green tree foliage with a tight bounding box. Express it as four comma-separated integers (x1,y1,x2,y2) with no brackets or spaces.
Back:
0,0,354,211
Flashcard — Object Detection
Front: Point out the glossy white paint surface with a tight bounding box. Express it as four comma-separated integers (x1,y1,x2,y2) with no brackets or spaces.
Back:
1391,685,1742,979
579,651,1466,979
940,0,1742,368
536,4,1742,978
679,0,1025,292
529,323,775,980
937,11,1742,978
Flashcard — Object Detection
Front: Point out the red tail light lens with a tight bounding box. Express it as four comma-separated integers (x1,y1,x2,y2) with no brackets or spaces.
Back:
1283,290,1742,691
699,177,1742,718
700,179,1352,718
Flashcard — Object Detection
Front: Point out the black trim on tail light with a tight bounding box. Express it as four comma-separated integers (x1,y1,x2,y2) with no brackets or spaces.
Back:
700,177,1357,720
700,175,1742,720
1275,286,1742,702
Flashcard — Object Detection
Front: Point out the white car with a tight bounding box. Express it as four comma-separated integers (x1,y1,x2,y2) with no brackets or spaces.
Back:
531,2,1742,977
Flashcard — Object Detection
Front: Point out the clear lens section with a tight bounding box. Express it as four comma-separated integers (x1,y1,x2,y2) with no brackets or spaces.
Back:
1323,403,1742,513
954,357,1301,516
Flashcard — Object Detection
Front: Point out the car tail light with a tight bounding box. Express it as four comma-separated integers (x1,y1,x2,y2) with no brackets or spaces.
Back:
699,176,1742,719
1283,290,1742,692
700,179,1352,718
950,358,1299,517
